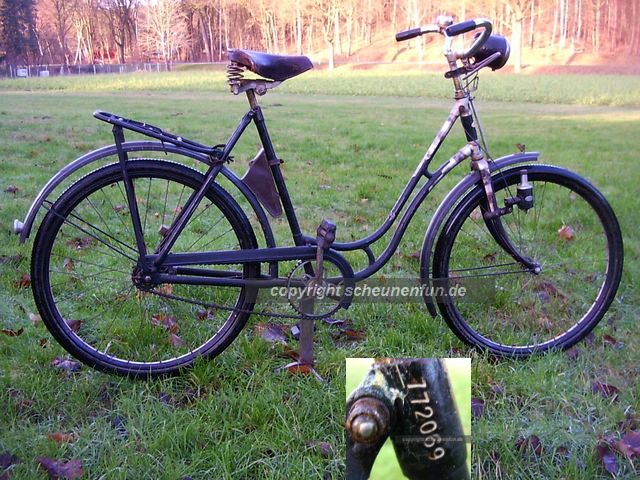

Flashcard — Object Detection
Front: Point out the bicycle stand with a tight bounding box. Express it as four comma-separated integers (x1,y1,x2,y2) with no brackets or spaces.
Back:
276,219,337,382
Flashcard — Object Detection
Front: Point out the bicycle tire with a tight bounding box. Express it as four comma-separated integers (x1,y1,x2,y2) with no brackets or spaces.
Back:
431,164,623,356
31,160,259,377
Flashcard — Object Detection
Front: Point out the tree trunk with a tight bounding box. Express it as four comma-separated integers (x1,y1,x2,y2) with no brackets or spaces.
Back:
295,0,302,54
512,15,523,73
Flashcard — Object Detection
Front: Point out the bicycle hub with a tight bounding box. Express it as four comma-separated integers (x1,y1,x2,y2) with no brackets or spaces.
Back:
346,359,469,480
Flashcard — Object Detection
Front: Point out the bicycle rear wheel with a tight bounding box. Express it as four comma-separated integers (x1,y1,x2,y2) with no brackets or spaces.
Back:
432,165,623,356
31,160,259,377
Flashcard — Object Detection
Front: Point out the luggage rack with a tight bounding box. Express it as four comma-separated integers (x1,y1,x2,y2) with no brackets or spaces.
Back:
94,110,226,160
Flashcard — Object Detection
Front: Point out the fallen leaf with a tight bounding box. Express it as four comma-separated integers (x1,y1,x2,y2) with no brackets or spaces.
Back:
308,441,333,458
515,435,542,459
39,338,49,347
341,329,366,341
47,432,74,443
29,313,42,324
172,205,182,214
62,258,75,272
0,327,24,337
613,431,640,459
196,308,215,320
67,236,94,249
483,252,497,263
51,357,81,373
471,398,485,418
65,320,82,333
253,323,288,344
150,314,179,333
554,446,571,462
489,382,505,395
281,345,300,361
596,443,618,476
4,185,19,194
0,453,20,470
286,364,313,375
111,416,128,439
558,224,575,241
168,333,186,348
156,284,173,295
37,457,83,480
583,332,595,345
591,381,619,400
565,347,581,360
14,274,31,288
602,334,624,349
470,209,483,221
112,204,127,213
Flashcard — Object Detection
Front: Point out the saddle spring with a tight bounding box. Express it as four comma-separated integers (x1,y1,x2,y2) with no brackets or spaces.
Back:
226,62,245,85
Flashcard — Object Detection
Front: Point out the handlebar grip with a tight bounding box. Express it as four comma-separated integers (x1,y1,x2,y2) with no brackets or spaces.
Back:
396,28,422,42
445,20,478,37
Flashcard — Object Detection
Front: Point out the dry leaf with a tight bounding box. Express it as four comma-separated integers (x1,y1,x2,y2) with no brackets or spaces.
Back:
591,381,619,400
47,432,74,443
62,258,75,272
253,323,288,344
112,204,127,213
596,443,619,476
65,320,82,333
14,274,31,288
515,435,542,459
614,431,640,459
156,284,173,295
37,457,83,480
169,333,186,348
0,327,24,337
286,364,313,375
4,185,19,194
308,441,333,458
29,313,42,325
471,398,485,418
51,357,81,373
0,254,23,265
158,224,170,236
151,314,179,333
558,224,575,241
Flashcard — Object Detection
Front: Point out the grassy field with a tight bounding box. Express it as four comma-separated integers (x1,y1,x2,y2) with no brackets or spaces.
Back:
0,71,639,479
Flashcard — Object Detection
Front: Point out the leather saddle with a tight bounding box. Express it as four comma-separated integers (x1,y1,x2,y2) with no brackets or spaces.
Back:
227,49,313,82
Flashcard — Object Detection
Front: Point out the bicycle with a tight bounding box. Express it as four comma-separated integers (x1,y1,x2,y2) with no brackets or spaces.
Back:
14,16,623,377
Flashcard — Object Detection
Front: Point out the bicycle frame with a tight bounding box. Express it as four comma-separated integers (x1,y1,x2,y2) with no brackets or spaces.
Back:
145,91,490,283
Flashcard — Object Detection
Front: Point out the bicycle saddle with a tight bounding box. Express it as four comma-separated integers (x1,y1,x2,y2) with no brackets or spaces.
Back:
227,49,313,82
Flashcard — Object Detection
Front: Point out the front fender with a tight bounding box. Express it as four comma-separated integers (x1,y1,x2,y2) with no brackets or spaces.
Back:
420,151,539,317
13,141,276,249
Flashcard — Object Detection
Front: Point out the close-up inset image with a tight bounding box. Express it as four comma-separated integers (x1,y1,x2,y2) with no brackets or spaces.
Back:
346,358,471,480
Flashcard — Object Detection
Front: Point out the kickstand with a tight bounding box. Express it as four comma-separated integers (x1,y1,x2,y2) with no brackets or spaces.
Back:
277,295,323,382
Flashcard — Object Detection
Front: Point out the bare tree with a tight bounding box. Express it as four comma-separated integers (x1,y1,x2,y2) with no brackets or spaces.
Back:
140,0,188,68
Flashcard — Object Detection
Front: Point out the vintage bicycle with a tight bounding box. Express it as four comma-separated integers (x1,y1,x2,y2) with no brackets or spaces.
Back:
14,16,623,377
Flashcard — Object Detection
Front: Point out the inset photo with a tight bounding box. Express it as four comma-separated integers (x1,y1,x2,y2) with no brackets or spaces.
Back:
346,358,471,480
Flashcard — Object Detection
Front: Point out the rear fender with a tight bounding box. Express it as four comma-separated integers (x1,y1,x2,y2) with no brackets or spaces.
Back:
13,141,276,249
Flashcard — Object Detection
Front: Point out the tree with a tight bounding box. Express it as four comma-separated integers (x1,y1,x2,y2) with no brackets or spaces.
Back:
101,0,137,63
140,0,188,68
1,0,39,65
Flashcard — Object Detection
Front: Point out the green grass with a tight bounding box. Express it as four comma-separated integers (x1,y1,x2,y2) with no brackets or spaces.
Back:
0,76,638,479
0,68,638,106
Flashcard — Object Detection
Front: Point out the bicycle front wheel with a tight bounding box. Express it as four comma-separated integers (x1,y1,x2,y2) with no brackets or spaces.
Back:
432,165,623,356
31,160,259,377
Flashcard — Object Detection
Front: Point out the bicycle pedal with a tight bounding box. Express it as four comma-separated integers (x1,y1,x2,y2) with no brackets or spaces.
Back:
316,219,336,250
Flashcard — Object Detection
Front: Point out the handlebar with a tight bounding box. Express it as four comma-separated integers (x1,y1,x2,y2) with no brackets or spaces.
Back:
395,17,493,60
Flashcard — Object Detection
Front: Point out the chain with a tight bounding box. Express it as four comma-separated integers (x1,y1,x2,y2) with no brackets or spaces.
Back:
148,286,338,321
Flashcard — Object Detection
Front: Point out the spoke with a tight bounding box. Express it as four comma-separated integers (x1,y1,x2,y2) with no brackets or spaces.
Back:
185,211,226,251
142,176,153,233
45,205,138,262
100,186,131,236
197,226,235,251
449,262,520,273
66,204,138,254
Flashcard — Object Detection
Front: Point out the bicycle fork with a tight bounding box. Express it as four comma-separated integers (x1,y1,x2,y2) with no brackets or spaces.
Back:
469,144,540,272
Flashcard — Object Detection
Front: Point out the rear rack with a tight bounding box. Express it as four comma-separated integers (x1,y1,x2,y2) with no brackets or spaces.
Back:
93,110,225,159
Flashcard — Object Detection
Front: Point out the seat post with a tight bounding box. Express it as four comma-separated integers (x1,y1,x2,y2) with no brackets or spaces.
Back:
245,89,259,109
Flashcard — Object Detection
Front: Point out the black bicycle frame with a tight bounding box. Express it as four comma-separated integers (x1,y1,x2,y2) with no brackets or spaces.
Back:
118,90,490,287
